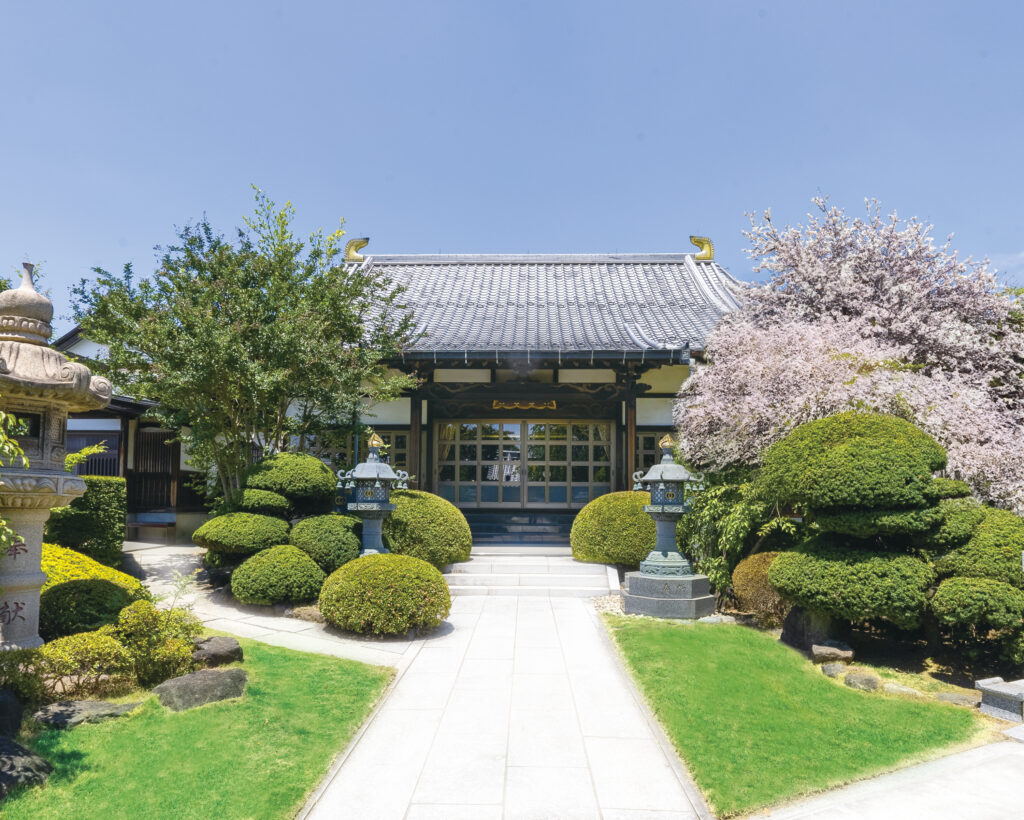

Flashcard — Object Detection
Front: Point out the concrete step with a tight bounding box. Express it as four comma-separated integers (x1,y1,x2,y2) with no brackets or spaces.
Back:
446,585,610,597
444,573,609,588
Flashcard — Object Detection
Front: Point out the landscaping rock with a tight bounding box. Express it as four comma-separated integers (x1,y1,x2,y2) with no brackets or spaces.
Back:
0,690,23,737
0,736,53,797
883,682,925,698
192,636,244,667
811,644,854,664
821,662,846,678
780,605,834,650
937,692,980,708
153,667,247,712
844,670,880,692
697,614,737,624
32,700,144,729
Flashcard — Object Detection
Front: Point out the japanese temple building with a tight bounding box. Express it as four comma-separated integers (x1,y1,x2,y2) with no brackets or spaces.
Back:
56,239,743,544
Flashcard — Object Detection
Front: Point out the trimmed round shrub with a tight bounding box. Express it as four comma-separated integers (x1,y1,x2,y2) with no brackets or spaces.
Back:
40,543,150,640
382,490,472,568
290,514,361,573
319,553,451,635
755,412,947,514
930,577,1024,631
571,491,655,566
192,512,290,556
38,629,134,697
245,452,337,515
914,496,987,553
235,488,291,518
923,477,973,502
731,551,790,626
935,507,1024,589
45,475,127,566
114,599,202,686
768,539,935,630
231,545,326,606
812,506,944,539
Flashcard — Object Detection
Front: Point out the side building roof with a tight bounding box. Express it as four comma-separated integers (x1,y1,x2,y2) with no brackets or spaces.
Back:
360,253,744,361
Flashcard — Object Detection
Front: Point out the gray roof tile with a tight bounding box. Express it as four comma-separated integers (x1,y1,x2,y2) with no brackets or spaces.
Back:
362,253,744,353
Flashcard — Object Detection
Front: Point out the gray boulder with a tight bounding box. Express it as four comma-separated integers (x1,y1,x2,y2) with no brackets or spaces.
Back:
844,670,880,692
0,690,22,737
153,668,247,712
0,736,52,797
697,614,737,624
883,682,925,698
937,692,979,708
781,606,834,650
32,700,143,729
821,662,846,678
192,636,244,667
811,643,854,664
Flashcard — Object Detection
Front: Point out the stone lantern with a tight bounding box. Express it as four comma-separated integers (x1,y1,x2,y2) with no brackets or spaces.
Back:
0,264,112,649
621,434,714,619
338,432,408,555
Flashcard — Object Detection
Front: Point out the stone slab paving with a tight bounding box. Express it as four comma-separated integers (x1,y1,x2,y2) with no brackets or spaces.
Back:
299,595,711,820
747,741,1024,820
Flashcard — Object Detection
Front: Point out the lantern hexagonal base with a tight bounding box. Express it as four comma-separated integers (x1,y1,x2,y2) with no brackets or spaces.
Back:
622,572,715,620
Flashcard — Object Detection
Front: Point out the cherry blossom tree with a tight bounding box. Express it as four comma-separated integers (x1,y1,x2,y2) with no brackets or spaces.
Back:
676,199,1024,513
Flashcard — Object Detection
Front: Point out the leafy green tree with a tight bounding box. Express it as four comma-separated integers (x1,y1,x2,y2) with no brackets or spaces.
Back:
72,190,414,498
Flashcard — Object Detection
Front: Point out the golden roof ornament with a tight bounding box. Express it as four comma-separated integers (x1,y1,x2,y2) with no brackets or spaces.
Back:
689,236,714,261
345,237,369,262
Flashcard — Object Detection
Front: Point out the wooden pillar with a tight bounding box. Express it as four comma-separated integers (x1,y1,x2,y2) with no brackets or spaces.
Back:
409,394,422,490
625,393,636,490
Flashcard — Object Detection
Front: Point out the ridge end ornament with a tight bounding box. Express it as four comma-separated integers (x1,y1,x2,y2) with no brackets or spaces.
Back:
689,236,714,261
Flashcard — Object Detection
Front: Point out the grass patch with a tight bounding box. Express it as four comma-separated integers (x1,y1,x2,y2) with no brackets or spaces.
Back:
6,639,392,819
605,617,983,817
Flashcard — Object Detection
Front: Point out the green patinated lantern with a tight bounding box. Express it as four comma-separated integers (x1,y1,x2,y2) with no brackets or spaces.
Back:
339,433,408,555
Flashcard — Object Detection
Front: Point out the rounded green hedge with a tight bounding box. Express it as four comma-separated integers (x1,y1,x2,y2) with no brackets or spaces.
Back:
930,576,1024,630
914,496,987,553
245,452,337,515
382,490,472,568
935,507,1024,589
231,545,326,606
570,491,655,566
319,553,451,635
732,551,790,627
768,539,935,630
192,512,290,556
754,412,947,514
45,475,127,566
39,543,151,640
812,506,944,539
234,488,291,518
290,514,361,573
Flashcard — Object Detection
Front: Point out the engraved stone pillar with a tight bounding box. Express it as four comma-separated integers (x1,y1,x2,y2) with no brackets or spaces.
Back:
0,264,111,649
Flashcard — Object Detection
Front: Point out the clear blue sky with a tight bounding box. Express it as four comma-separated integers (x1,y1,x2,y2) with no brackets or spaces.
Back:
2,1,1021,336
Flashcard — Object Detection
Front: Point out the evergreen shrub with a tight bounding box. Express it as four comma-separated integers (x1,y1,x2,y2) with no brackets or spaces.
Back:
114,599,202,686
0,648,46,708
935,508,1024,589
192,512,289,556
382,490,472,568
38,630,134,697
244,452,336,515
40,543,150,640
913,496,987,553
231,545,326,605
290,514,361,573
234,488,291,518
45,475,127,566
768,540,935,630
930,576,1024,631
571,491,655,566
319,553,451,635
731,551,790,626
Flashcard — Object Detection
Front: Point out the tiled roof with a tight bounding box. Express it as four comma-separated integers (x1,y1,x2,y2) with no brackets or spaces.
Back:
362,253,745,354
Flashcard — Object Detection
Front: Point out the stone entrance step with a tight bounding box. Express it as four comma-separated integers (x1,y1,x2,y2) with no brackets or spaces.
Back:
444,553,617,597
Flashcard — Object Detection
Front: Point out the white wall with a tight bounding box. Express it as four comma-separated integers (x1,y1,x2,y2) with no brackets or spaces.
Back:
639,365,689,393
361,397,411,425
68,418,120,431
559,369,616,383
434,369,490,383
637,397,675,426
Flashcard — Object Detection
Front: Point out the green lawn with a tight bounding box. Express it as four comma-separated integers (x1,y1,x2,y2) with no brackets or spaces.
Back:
605,617,983,817
7,640,392,820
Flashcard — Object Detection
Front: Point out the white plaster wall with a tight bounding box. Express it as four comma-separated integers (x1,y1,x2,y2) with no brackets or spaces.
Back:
637,397,675,426
361,397,412,425
68,418,120,431
434,369,490,383
558,369,616,383
66,339,108,360
640,365,689,393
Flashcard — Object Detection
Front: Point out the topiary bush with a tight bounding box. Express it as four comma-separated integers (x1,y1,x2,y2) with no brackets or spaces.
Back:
244,452,337,515
731,551,790,627
0,648,46,709
754,411,947,517
45,475,127,566
290,514,361,573
231,545,326,606
930,576,1024,631
382,490,472,568
914,496,988,554
40,543,151,640
935,507,1024,589
234,488,291,518
571,491,655,566
319,553,451,635
192,512,290,556
114,599,202,687
768,539,935,630
38,629,134,698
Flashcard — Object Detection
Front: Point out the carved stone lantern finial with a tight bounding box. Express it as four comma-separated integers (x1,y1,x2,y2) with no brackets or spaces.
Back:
0,263,112,649
338,432,408,556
